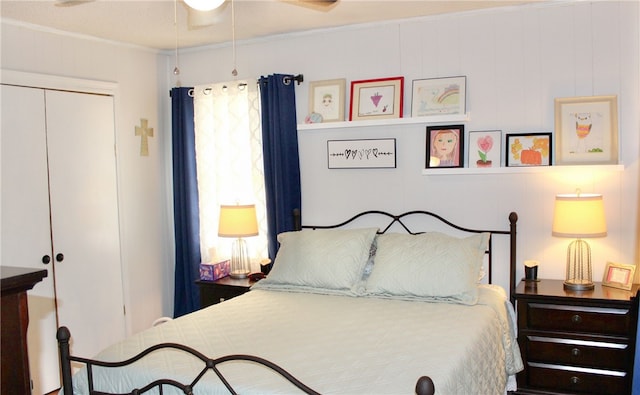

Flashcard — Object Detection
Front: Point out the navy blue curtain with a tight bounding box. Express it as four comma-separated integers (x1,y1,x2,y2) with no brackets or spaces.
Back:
259,74,302,261
171,87,201,317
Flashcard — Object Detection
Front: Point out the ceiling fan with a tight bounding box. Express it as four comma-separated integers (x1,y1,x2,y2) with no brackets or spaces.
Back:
55,0,338,11
55,0,338,28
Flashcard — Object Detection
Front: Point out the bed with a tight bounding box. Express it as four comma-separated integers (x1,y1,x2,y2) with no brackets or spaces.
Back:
57,209,523,395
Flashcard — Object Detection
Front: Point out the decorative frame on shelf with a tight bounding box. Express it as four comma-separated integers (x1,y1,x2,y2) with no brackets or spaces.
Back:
602,261,635,291
468,130,502,169
425,125,464,169
349,77,404,121
307,79,346,123
505,132,552,167
411,76,466,117
554,95,618,165
327,138,396,169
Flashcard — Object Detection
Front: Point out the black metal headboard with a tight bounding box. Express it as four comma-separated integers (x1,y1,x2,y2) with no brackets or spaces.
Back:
293,209,518,304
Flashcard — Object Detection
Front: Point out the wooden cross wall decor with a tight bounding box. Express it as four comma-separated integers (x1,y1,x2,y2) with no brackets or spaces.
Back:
135,118,154,156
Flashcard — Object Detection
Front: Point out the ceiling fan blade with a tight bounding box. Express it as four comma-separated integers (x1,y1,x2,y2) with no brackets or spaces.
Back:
285,0,338,11
54,0,95,7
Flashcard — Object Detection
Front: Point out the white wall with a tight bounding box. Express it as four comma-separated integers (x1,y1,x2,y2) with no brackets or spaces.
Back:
1,22,174,334
164,0,639,293
1,0,637,334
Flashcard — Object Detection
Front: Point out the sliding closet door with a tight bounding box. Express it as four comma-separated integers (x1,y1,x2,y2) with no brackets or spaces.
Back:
0,84,60,394
45,90,127,363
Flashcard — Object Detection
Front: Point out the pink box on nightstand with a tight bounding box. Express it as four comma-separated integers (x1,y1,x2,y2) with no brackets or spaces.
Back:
199,259,230,281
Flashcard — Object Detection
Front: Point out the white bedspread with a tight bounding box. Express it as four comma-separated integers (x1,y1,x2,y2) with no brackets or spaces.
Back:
69,285,522,395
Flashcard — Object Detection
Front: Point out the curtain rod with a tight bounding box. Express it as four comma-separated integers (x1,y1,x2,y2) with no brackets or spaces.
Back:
169,74,304,97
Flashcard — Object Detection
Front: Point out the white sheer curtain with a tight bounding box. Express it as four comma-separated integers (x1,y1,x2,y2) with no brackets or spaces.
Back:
193,81,268,271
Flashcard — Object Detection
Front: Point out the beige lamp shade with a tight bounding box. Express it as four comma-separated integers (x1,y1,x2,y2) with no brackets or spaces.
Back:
552,194,607,238
218,204,259,238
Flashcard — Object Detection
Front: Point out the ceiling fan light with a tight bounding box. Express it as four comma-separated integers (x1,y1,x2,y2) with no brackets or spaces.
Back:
184,0,225,12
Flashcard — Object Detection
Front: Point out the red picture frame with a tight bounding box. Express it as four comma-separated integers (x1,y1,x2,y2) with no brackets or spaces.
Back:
349,76,404,121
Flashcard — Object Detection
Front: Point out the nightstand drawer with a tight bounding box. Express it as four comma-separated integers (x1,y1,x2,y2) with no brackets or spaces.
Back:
527,303,631,336
196,278,254,308
525,336,629,370
528,362,628,395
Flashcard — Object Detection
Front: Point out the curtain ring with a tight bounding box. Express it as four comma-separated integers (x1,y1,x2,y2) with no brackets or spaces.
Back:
238,83,247,90
283,76,291,86
188,88,195,97
203,87,213,95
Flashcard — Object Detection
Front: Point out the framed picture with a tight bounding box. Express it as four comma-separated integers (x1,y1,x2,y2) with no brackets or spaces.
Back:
554,95,618,165
425,125,464,168
505,132,552,167
327,138,396,169
411,76,466,117
468,130,502,168
602,261,635,290
307,79,346,123
349,77,404,121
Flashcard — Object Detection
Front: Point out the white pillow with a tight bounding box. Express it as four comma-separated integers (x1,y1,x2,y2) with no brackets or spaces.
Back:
364,232,489,304
260,227,378,292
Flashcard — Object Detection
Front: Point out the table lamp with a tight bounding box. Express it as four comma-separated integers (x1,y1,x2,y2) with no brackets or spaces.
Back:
218,204,259,279
552,192,607,291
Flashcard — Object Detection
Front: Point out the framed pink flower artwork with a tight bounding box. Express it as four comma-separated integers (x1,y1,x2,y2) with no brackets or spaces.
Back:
468,130,502,168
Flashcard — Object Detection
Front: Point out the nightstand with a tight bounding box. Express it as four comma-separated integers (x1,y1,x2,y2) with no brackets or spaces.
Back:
514,279,640,395
196,276,255,308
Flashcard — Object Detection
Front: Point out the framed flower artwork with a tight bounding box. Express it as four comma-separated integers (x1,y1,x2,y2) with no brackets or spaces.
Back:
468,131,502,168
505,132,552,167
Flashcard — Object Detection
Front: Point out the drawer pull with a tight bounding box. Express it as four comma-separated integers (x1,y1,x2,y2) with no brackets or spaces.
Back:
571,314,582,324
571,347,581,357
570,376,580,385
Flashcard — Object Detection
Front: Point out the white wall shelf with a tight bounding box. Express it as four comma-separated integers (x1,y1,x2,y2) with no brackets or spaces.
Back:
421,164,625,176
298,113,470,131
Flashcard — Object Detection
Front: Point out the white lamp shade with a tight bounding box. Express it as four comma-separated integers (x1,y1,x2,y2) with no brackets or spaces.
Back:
184,0,225,12
552,194,607,238
218,204,259,238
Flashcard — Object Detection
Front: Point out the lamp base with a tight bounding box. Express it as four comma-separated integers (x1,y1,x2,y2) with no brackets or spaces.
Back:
229,237,251,280
563,279,595,291
229,270,250,279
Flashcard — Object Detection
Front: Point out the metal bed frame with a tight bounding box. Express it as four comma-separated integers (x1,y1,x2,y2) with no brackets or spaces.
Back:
57,209,518,395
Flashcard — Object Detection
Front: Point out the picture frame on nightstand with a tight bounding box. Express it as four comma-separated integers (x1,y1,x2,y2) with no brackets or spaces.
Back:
602,261,635,290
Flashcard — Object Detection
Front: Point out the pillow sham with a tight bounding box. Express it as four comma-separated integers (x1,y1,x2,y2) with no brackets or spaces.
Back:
258,227,378,293
364,232,489,304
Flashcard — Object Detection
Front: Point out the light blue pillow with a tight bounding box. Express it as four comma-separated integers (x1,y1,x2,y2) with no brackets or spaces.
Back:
259,227,378,293
364,232,489,304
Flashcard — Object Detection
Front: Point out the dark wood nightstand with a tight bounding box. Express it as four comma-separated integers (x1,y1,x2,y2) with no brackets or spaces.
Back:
196,276,256,308
514,279,640,395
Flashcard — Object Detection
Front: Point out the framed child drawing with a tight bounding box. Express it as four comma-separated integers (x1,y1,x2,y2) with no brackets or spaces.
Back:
554,95,618,165
425,125,464,168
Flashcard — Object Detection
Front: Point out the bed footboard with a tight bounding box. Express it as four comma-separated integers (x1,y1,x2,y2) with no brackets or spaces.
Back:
57,326,322,395
57,326,436,395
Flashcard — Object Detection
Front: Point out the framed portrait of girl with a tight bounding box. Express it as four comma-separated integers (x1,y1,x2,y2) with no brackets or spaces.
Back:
426,125,464,168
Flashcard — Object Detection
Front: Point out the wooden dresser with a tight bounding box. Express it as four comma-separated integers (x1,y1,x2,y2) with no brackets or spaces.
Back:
1,266,47,395
514,279,639,395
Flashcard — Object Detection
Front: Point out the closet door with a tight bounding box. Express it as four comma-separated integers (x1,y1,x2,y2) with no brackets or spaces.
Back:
0,84,60,394
45,90,126,362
